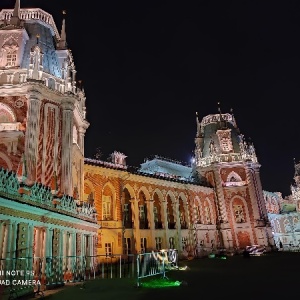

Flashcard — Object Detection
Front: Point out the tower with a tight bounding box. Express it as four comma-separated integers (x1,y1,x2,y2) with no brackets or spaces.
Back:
193,106,274,250
0,1,89,200
290,159,300,212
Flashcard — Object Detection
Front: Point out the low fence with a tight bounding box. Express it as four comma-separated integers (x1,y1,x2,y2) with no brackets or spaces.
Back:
136,249,178,287
0,249,178,298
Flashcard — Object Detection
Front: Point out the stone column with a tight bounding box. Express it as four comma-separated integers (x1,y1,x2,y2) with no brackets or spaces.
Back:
61,231,67,271
61,98,75,196
35,228,42,258
72,69,77,93
161,200,169,249
27,225,34,272
71,232,76,257
130,198,141,253
173,202,182,253
45,228,52,257
10,221,17,259
0,221,5,257
77,126,86,202
2,222,8,259
210,165,228,224
5,221,12,259
78,127,86,154
24,88,42,181
67,232,72,273
146,199,155,251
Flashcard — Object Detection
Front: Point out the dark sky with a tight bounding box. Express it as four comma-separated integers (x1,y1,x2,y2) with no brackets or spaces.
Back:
2,0,300,197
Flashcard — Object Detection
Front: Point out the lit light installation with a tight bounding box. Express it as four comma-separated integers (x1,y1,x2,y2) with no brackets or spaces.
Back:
136,249,187,288
141,278,182,288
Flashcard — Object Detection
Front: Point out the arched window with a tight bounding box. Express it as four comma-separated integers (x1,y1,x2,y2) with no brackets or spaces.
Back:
1,37,19,68
73,125,78,144
0,103,16,123
102,196,112,220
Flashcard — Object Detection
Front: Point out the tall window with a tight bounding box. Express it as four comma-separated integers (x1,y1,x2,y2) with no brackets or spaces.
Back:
195,205,201,223
155,237,162,250
105,242,112,256
102,196,112,220
153,206,158,222
169,237,175,249
180,211,186,228
140,237,147,253
123,238,131,255
6,50,17,67
234,205,245,223
204,206,211,224
182,237,188,251
217,129,233,153
139,205,145,220
123,204,129,222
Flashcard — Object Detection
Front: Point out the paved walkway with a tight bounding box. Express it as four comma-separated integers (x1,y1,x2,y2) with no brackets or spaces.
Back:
10,251,300,300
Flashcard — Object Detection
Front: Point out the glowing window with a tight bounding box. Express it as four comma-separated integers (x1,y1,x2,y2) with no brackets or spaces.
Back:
123,238,131,255
234,205,245,223
6,50,17,67
139,205,145,220
105,242,112,256
155,237,162,250
140,237,147,253
102,196,112,220
204,206,211,224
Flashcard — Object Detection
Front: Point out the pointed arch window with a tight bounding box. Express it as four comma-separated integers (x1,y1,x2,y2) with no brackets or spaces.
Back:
204,206,211,224
194,204,201,223
102,196,112,220
224,171,246,187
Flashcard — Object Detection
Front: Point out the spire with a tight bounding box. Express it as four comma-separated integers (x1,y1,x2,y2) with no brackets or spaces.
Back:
196,111,200,133
294,158,300,176
57,10,67,49
10,0,21,26
217,101,227,129
195,111,204,138
17,154,27,183
230,107,239,130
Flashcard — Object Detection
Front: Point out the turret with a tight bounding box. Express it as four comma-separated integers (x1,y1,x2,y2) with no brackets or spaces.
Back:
0,1,89,200
194,105,274,251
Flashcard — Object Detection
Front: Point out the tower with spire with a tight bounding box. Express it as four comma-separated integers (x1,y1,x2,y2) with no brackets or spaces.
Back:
193,104,274,250
0,1,89,199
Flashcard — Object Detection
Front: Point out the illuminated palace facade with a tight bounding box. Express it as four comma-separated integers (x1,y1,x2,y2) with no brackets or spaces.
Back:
86,109,300,257
1,1,300,295
85,112,278,259
0,1,98,296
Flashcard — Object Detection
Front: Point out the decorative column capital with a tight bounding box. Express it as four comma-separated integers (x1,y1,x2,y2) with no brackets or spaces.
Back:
61,97,75,111
27,86,42,98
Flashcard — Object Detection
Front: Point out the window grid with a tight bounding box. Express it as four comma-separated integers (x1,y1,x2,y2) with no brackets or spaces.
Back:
155,237,162,250
6,50,17,67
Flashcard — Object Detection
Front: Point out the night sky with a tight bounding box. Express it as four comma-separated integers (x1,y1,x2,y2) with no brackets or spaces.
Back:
2,0,300,197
